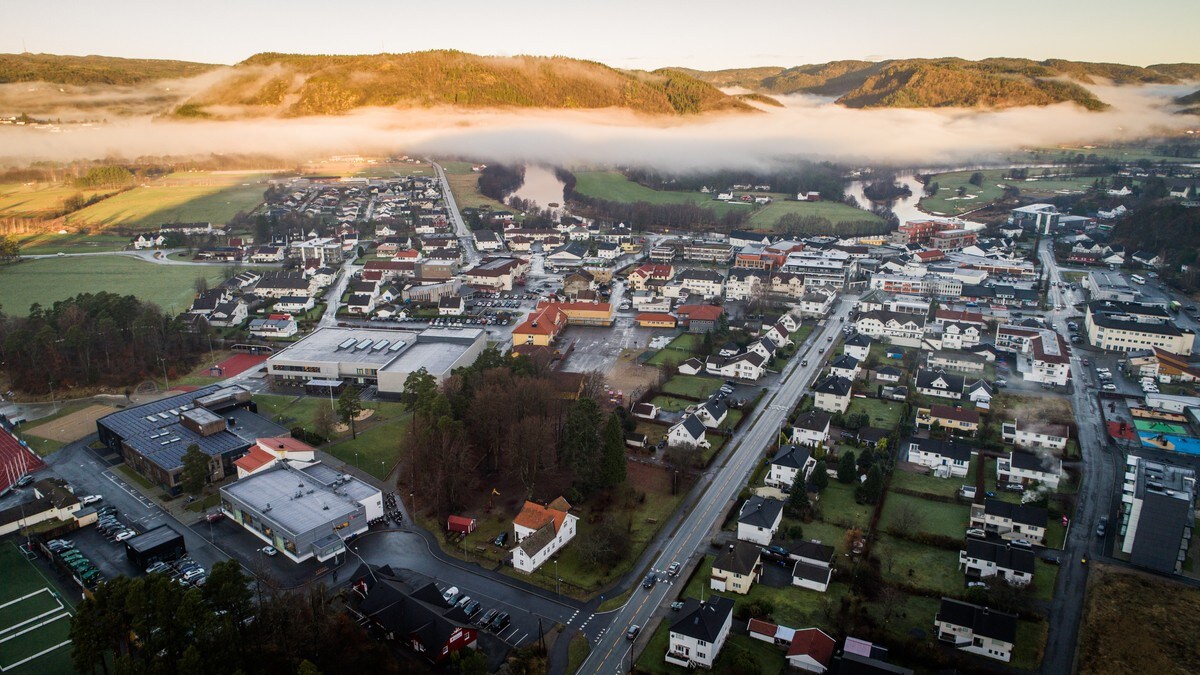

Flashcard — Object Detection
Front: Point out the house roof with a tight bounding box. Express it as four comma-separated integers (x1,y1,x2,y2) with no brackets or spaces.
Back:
513,499,570,533
739,496,784,528
875,365,902,377
669,596,734,642
699,398,728,420
964,539,1036,574
905,436,975,463
831,354,860,370
713,541,761,577
792,560,833,585
772,444,812,470
636,312,676,324
234,446,275,473
1009,450,1060,474
360,579,473,654
794,410,831,434
675,414,707,440
517,521,558,558
789,539,835,563
916,369,965,392
936,598,1018,644
632,403,657,417
813,375,852,397
928,405,980,425
677,304,724,322
679,357,703,371
786,628,836,666
983,498,1048,528
844,333,872,347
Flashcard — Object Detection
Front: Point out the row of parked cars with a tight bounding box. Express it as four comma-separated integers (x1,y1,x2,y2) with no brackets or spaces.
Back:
97,507,139,543
46,539,105,587
147,555,208,587
440,586,511,634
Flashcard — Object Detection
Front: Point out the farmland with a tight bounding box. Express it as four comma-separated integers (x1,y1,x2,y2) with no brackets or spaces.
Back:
920,168,1110,216
0,182,113,218
0,256,227,315
571,171,743,217
745,199,883,230
440,161,513,212
66,173,269,230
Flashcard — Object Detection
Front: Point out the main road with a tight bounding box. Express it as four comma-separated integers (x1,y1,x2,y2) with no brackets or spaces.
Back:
429,160,482,268
579,297,856,674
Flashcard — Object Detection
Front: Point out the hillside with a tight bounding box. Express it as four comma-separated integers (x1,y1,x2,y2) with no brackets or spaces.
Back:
685,57,1200,110
179,52,753,117
0,53,218,85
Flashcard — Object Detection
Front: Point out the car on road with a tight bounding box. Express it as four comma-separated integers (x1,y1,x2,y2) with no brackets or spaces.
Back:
667,562,681,577
642,572,656,589
801,360,808,366
260,546,278,557
79,495,103,506
626,625,641,640
1096,517,1108,537
1041,554,1062,565
1082,358,1090,366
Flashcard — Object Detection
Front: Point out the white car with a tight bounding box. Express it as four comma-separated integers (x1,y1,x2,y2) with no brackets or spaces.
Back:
79,495,103,506
1102,383,1117,391
441,586,459,603
260,546,278,557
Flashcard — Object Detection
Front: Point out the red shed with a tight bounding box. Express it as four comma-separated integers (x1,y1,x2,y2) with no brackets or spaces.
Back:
447,515,477,534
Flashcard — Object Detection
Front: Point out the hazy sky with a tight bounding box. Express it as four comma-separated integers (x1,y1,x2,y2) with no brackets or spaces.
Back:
7,1,1199,69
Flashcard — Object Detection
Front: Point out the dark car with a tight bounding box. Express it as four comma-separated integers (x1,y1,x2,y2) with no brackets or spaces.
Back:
463,600,482,618
493,532,508,547
478,609,498,627
642,572,656,589
1096,516,1108,537
626,625,641,640
490,612,511,632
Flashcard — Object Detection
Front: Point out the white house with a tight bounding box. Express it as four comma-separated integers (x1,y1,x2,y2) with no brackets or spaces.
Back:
631,402,659,420
725,268,765,301
233,437,317,479
665,596,734,669
935,598,1018,663
695,399,728,429
996,450,1062,489
511,497,579,573
207,300,248,327
1001,420,1068,452
855,310,926,348
797,288,837,318
791,411,831,449
842,333,871,362
812,375,852,414
828,354,861,381
133,233,166,249
705,351,767,381
737,496,784,546
790,540,836,593
677,357,704,376
765,321,793,347
248,315,298,338
438,296,465,316
668,415,710,449
785,628,836,673
959,539,1035,587
969,499,1047,545
915,369,965,400
767,444,816,491
904,437,975,478
275,296,316,314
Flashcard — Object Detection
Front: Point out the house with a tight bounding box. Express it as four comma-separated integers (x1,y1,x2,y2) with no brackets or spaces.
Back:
473,229,504,251
677,304,724,333
996,450,1062,489
746,337,778,362
797,288,837,318
855,310,926,348
903,437,975,478
960,539,1035,586
248,314,298,338
705,351,767,381
511,303,568,347
437,296,465,316
636,312,677,329
874,365,902,383
668,415,710,449
926,350,987,374
676,268,725,298
357,576,478,664
767,444,816,491
710,541,762,595
842,333,871,362
347,293,376,315
783,629,836,673
725,268,766,301
511,497,578,573
935,599,1017,662
969,499,1047,545
790,540,836,592
230,438,317,481
915,369,965,400
812,375,852,414
1083,300,1193,356
829,354,861,381
965,380,993,407
791,411,831,449
133,233,166,249
562,270,596,297
207,299,248,327
631,403,659,421
1119,455,1196,575
665,596,734,669
1001,420,1068,452
916,405,980,436
737,496,784,545
695,399,728,429
627,264,675,290
274,296,315,314
677,357,704,375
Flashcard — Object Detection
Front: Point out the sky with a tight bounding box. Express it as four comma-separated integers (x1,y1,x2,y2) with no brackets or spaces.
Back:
7,0,1200,69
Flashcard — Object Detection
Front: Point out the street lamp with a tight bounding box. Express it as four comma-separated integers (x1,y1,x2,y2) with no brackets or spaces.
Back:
554,558,559,597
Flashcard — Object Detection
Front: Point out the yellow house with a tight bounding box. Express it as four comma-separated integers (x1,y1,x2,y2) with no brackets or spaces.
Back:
636,312,677,329
710,541,761,595
551,301,614,326
916,405,980,436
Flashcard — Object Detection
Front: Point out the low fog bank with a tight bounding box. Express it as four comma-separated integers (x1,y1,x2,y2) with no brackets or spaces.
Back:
1,82,1194,170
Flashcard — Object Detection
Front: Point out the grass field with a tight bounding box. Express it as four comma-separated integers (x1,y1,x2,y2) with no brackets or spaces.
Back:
1079,567,1200,674
15,231,131,255
572,171,743,217
879,492,971,539
845,397,903,429
874,534,963,596
890,462,977,499
323,413,411,480
648,395,695,412
0,543,75,675
0,256,227,315
0,182,112,218
746,200,883,230
661,375,723,399
920,169,1107,216
814,480,872,529
61,172,269,230
439,161,513,212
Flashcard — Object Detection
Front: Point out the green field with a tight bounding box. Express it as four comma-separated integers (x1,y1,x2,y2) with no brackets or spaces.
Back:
845,397,903,429
67,179,267,230
873,534,963,596
439,161,513,212
746,200,883,230
572,171,743,217
16,231,132,255
879,492,971,539
661,375,723,399
0,256,227,315
813,479,873,529
0,543,75,675
920,169,1108,216
0,182,112,218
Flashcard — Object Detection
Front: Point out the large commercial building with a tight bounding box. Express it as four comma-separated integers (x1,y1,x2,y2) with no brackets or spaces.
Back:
778,250,855,289
1119,456,1196,575
266,326,487,394
1084,301,1195,354
1084,271,1139,302
220,462,383,563
96,385,277,495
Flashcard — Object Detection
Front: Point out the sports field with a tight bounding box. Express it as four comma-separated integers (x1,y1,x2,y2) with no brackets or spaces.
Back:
1134,419,1188,435
0,256,227,316
0,543,74,675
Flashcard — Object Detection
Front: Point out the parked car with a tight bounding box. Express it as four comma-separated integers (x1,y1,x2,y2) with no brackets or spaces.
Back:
205,512,226,524
967,581,988,589
114,530,136,542
463,600,481,618
478,609,498,627
456,595,472,609
259,546,278,557
965,528,986,538
1010,539,1033,549
493,532,508,547
442,586,460,603
79,495,103,506
1102,384,1117,391
491,612,511,632
670,601,685,611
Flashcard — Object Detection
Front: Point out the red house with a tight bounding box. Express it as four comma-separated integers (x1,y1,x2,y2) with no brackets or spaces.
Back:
358,576,478,663
447,515,477,534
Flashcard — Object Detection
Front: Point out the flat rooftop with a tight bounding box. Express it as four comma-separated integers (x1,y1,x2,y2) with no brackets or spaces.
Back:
268,327,423,365
222,464,375,536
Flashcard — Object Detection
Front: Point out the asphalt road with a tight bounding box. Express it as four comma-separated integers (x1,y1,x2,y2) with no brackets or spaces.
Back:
430,160,482,267
578,298,855,674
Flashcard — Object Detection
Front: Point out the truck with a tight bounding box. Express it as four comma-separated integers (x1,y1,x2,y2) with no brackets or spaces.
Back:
1169,300,1182,313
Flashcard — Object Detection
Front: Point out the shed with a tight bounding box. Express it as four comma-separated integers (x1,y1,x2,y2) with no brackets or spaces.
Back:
124,524,186,570
447,515,477,534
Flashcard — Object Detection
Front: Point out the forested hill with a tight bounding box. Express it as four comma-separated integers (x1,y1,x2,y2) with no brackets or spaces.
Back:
0,53,218,85
178,52,753,117
681,57,1200,110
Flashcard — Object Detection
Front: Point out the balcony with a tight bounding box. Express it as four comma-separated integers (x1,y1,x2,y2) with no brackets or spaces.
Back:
665,651,692,668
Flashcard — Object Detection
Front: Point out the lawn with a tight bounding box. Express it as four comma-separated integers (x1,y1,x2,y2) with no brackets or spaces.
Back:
566,632,591,675
0,256,227,315
681,555,852,630
572,171,743,217
813,480,872,529
1012,620,1048,671
322,413,411,480
873,534,964,596
0,543,77,675
649,395,694,413
746,200,883,231
879,492,971,539
889,462,977,499
1030,559,1059,602
665,333,702,352
635,619,786,675
661,375,723,399
646,348,694,369
845,397,903,429
66,173,269,229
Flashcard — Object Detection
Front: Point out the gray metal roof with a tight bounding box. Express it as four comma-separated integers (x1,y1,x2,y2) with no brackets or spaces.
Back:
221,464,376,537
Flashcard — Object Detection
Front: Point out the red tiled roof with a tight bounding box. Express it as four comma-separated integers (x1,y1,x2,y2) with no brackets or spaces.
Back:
787,628,836,665
513,500,569,532
234,446,275,473
637,312,676,324
678,304,724,322
256,437,315,455
747,618,777,637
513,305,568,336
929,405,980,424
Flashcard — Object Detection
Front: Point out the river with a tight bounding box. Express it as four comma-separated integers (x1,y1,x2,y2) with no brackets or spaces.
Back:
843,173,929,224
510,165,566,213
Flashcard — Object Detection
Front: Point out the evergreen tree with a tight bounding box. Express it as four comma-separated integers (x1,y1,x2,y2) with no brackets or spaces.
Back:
180,444,209,496
857,464,884,504
786,482,811,519
337,387,363,440
811,460,829,491
599,413,628,489
837,450,857,484
561,397,602,491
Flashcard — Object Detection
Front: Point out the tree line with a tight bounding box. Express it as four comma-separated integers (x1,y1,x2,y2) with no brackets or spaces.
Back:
395,347,627,516
0,292,210,394
477,164,525,203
